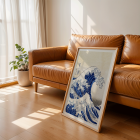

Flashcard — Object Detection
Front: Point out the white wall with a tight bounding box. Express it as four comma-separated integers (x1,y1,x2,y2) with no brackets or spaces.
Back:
47,0,140,46
47,0,71,46
100,0,140,35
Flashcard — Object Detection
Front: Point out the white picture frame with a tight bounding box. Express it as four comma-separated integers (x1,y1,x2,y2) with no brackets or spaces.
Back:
61,47,118,132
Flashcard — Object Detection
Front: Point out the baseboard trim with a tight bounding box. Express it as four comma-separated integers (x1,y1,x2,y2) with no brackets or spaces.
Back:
0,81,18,88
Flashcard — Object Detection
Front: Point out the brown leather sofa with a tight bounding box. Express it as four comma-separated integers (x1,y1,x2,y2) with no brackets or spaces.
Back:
29,34,140,109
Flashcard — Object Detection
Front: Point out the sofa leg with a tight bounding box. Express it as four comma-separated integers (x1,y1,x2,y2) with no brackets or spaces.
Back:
35,82,38,92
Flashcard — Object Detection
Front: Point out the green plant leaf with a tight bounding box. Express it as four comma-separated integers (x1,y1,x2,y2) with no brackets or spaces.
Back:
23,51,26,54
24,60,28,63
10,67,13,71
23,54,27,57
9,61,16,65
22,48,24,51
13,65,18,70
17,61,20,65
15,56,19,59
10,44,28,71
19,56,23,59
20,59,23,61
15,44,19,48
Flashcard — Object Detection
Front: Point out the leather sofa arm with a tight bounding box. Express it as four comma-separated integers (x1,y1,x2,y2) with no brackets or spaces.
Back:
29,46,68,81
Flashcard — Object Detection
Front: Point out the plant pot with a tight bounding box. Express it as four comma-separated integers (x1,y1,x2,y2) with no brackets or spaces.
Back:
17,70,32,86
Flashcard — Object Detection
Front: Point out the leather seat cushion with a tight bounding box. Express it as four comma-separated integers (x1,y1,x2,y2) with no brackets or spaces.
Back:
33,61,140,99
110,64,140,99
120,35,140,65
32,60,73,85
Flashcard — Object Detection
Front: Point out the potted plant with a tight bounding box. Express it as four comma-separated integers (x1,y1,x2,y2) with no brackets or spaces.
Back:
9,44,32,86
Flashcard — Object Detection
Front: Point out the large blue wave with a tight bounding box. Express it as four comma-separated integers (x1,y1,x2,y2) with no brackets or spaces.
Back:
65,66,105,125
70,71,96,101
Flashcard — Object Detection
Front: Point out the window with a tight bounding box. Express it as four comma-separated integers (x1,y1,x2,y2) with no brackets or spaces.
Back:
0,0,46,85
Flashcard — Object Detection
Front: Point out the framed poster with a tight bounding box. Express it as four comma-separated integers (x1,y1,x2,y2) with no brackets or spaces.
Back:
61,47,118,132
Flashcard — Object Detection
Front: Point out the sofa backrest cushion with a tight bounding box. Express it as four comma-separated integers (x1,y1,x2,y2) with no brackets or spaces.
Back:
66,34,124,63
120,35,140,65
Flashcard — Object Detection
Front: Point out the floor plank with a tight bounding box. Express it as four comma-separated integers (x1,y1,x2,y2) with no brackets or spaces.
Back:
0,84,139,140
9,136,24,140
18,131,41,140
101,127,138,140
124,117,140,129
0,136,5,140
111,122,140,140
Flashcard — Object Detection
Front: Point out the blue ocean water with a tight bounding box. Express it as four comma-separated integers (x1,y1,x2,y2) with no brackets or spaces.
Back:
65,66,105,125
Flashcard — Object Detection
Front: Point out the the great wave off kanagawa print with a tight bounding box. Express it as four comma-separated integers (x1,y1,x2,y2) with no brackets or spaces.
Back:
65,63,105,125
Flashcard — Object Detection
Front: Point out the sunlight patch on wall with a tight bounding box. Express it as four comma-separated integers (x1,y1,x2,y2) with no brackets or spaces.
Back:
87,15,97,35
71,0,83,34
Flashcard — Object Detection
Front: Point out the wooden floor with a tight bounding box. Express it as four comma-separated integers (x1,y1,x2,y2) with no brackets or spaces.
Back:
0,84,140,140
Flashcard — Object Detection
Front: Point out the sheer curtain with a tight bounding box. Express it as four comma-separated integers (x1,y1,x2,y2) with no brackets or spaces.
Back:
0,0,47,85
